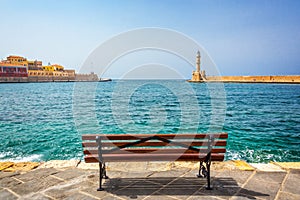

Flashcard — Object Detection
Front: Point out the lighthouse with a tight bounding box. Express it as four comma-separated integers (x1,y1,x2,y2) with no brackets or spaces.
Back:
196,50,200,73
188,51,205,82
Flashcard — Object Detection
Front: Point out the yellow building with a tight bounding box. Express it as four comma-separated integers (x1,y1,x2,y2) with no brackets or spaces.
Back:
43,64,64,71
6,55,28,67
2,55,75,80
28,70,51,76
28,70,69,77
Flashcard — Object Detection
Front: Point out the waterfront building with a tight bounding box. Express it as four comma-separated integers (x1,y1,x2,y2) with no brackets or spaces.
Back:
28,60,43,70
0,56,28,78
28,70,69,77
6,55,28,67
0,63,28,77
0,54,98,82
43,64,64,72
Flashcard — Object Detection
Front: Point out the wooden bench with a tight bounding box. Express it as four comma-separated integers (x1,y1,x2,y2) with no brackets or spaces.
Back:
82,133,228,191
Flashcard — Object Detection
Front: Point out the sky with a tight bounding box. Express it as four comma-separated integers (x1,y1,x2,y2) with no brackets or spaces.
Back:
1,0,300,77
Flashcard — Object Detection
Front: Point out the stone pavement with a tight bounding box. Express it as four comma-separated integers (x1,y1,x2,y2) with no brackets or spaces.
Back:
0,161,299,200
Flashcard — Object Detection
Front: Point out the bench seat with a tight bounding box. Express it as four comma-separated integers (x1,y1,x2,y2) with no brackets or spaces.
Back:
84,153,225,162
82,133,228,190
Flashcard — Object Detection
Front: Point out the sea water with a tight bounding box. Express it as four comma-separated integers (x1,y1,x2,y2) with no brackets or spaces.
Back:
0,81,299,163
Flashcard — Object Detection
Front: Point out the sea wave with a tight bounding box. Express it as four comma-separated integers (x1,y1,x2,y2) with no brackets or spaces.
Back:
0,152,43,162
226,149,300,163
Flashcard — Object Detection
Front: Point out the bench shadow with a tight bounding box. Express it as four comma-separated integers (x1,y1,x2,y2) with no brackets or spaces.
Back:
104,177,269,199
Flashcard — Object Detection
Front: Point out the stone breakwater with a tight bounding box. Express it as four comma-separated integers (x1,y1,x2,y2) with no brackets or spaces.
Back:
206,75,300,84
1,160,300,172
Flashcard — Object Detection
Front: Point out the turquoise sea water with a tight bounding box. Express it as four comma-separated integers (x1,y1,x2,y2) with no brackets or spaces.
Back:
0,81,299,163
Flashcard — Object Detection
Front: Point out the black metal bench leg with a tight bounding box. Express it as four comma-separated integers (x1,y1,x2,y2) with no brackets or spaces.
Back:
197,161,205,178
205,135,213,190
103,163,109,179
97,162,104,191
206,161,212,190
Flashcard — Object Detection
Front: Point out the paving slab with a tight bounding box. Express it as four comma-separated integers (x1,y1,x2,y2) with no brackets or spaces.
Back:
106,161,196,173
39,160,80,169
211,161,238,171
19,193,53,200
15,168,59,182
101,194,125,200
111,187,158,200
0,188,18,200
52,167,87,181
0,176,22,188
240,172,285,200
64,192,99,200
183,168,219,178
148,170,187,178
109,171,154,179
230,195,262,200
3,162,39,172
249,163,286,172
44,181,88,199
0,171,20,179
77,162,99,170
196,185,240,200
162,161,198,170
10,175,63,196
81,186,110,199
0,162,14,171
277,191,300,200
187,195,221,200
107,162,149,172
231,160,255,171
214,170,254,186
249,171,286,183
281,170,300,195
272,162,300,170
144,193,178,200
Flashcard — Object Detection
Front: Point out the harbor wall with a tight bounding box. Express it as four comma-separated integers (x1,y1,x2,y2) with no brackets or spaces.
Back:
75,73,99,82
0,77,28,83
28,76,75,82
206,75,300,83
0,73,99,83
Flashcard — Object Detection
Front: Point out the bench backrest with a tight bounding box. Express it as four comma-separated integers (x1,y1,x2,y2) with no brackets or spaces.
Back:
82,133,228,163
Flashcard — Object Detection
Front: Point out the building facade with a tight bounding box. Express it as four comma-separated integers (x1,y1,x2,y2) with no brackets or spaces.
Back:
28,60,43,70
0,64,28,77
6,55,28,67
0,54,97,82
0,55,28,78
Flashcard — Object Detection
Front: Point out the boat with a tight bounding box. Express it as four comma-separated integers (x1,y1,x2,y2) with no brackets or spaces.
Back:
99,78,112,82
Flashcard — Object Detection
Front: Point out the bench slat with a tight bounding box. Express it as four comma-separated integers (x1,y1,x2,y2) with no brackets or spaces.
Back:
84,153,225,163
82,133,228,140
83,148,226,155
82,140,227,148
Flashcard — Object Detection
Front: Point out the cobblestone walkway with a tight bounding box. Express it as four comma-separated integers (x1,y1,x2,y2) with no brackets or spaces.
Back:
0,165,299,200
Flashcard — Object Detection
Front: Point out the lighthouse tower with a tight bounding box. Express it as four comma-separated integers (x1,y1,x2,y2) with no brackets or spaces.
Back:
196,50,201,73
188,51,204,82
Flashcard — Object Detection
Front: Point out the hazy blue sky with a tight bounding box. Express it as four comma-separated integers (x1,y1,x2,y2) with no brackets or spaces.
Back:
1,0,300,77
